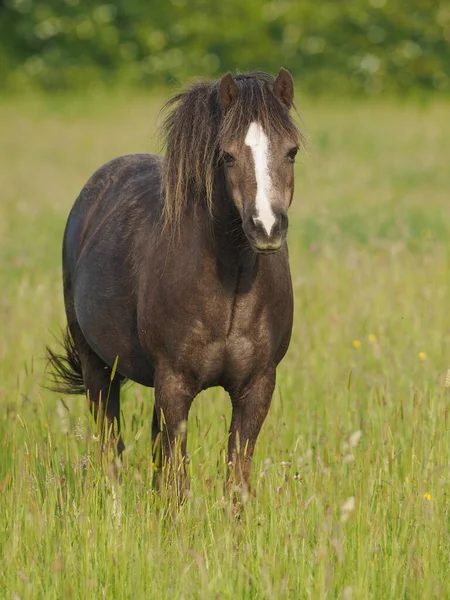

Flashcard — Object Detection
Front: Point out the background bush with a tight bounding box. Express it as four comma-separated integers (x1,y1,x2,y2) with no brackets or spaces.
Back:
1,0,449,93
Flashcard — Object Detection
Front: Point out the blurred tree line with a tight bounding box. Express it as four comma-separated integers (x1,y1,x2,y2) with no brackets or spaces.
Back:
1,0,448,94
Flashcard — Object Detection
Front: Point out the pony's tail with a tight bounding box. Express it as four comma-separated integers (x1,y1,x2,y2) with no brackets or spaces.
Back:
45,327,85,395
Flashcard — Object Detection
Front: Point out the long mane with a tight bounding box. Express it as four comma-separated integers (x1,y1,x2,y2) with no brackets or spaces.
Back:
161,72,301,232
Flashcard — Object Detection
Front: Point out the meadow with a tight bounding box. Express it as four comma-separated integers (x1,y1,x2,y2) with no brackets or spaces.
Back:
1,90,449,599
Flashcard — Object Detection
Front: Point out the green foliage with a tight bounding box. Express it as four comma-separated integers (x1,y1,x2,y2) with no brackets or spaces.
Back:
1,0,449,93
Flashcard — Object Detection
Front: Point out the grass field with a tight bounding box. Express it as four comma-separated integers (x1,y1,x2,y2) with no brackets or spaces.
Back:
1,90,450,599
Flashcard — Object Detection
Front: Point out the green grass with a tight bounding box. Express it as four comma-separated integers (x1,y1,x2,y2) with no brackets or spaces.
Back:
1,90,450,599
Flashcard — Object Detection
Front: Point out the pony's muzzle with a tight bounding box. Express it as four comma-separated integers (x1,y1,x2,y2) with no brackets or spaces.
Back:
245,212,288,254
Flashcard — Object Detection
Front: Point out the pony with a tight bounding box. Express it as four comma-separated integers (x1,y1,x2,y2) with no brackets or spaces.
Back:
47,68,301,496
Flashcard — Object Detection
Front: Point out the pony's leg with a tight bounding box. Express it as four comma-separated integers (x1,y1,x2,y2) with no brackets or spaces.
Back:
151,406,163,482
83,355,124,456
153,370,194,498
228,369,276,494
69,318,124,455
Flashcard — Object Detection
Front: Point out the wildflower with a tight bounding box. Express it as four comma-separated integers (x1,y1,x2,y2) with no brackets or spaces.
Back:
352,340,361,349
349,429,363,448
342,586,354,600
418,352,426,361
368,334,377,343
341,496,356,522
343,454,355,464
424,492,431,501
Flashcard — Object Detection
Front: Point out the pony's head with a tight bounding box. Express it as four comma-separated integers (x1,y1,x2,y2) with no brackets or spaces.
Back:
162,69,301,252
218,69,298,253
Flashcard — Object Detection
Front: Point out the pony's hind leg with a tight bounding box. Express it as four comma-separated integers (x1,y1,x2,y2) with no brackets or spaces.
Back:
69,319,125,456
83,353,124,457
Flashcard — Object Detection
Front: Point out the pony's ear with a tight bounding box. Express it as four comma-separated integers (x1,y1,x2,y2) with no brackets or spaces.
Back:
219,72,238,112
274,67,294,109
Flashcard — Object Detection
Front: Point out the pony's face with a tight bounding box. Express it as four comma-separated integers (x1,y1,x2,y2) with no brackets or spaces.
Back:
219,69,298,254
221,121,298,254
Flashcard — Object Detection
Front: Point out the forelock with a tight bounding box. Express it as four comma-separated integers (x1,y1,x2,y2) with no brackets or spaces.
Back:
219,73,299,149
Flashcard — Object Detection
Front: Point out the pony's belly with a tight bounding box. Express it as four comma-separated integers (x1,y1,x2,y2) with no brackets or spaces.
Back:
80,319,156,387
74,286,156,386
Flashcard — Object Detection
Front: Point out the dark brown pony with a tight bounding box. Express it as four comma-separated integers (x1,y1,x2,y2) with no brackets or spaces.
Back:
47,69,301,495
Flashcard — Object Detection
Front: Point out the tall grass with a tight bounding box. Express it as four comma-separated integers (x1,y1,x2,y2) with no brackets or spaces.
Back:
1,91,450,599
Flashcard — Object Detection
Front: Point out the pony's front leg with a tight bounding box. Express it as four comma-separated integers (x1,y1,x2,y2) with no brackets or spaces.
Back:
152,369,194,501
228,369,276,496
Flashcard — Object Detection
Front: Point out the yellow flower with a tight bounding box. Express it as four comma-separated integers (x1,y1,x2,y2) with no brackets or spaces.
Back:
368,334,377,343
424,492,431,501
418,352,426,361
352,340,361,349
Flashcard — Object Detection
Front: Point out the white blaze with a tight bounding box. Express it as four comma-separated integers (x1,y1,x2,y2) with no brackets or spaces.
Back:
244,121,276,236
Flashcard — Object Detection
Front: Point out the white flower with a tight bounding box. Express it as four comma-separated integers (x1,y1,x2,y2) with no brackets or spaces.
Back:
349,430,362,448
341,496,356,522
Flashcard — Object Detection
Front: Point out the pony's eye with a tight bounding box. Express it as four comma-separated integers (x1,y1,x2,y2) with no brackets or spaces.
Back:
223,152,236,166
287,147,298,163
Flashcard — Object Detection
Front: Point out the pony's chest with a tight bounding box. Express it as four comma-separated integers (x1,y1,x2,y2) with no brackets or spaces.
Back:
173,301,274,388
180,330,260,390
144,256,292,387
